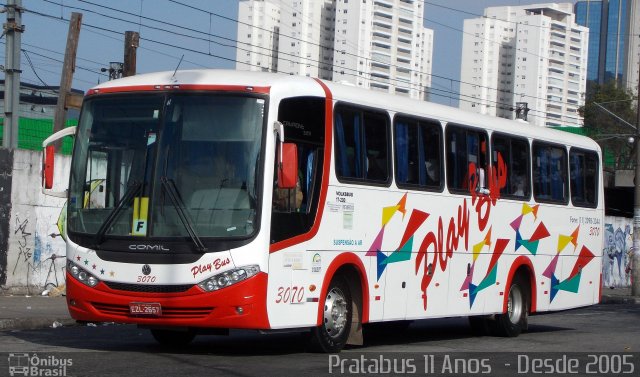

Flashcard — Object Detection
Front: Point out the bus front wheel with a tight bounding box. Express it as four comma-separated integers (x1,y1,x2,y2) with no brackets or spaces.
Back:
491,274,529,337
309,276,352,353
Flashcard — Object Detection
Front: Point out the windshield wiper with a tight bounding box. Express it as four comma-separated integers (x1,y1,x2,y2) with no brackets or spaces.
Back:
94,181,142,247
160,177,207,252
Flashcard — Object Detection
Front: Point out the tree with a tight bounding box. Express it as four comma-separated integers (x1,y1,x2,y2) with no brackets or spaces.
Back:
578,82,637,170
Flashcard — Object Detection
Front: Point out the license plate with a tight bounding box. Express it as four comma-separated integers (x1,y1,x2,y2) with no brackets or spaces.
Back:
129,302,162,316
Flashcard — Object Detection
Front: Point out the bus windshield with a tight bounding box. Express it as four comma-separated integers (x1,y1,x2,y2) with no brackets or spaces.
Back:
68,93,265,247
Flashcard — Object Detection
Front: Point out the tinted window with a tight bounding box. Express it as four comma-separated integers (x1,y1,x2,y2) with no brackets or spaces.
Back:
570,149,599,207
492,134,530,199
533,142,568,204
394,116,443,190
335,105,390,183
446,125,489,193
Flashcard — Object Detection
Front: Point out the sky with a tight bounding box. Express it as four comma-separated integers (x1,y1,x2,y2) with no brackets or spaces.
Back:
14,0,578,106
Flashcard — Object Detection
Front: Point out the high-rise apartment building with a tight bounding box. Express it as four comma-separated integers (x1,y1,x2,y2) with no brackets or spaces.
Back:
460,3,588,128
332,0,433,100
575,0,640,93
236,0,282,72
276,0,335,80
236,0,433,101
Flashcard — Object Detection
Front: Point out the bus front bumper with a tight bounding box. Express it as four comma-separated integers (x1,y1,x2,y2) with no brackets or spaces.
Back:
65,271,270,329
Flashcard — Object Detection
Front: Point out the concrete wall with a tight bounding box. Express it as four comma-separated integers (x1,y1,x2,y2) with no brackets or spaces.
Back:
0,148,70,294
603,216,633,288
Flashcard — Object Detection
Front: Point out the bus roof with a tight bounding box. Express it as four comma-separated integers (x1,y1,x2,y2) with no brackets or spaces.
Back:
92,69,599,152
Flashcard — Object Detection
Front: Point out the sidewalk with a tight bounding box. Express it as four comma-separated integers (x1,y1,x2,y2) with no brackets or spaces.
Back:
599,286,640,305
0,295,75,331
0,288,638,332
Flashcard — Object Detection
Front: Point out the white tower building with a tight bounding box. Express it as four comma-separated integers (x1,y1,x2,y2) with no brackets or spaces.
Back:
276,0,335,79
236,0,433,101
332,0,433,100
460,3,589,128
236,0,282,72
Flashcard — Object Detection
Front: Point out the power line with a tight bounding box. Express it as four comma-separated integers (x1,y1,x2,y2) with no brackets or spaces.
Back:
22,50,52,88
167,0,582,111
423,0,640,39
0,39,102,87
25,6,211,70
22,41,104,67
49,0,559,108
28,7,447,108
31,2,422,92
26,2,568,124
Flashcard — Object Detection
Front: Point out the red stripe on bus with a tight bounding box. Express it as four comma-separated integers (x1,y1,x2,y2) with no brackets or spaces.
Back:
598,273,603,303
503,256,537,314
269,79,333,252
315,253,370,325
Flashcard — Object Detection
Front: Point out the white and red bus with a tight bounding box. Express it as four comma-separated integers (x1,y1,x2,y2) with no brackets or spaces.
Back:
43,70,603,352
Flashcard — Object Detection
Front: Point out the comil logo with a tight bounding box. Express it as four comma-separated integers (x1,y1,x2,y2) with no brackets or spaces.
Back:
7,353,72,376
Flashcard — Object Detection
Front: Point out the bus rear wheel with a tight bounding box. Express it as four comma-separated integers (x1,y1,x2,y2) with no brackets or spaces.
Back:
150,328,196,347
491,274,529,337
309,276,352,353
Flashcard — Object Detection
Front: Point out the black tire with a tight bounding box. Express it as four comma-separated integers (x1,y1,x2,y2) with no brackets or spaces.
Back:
150,328,196,347
491,274,529,337
468,316,491,336
309,276,352,353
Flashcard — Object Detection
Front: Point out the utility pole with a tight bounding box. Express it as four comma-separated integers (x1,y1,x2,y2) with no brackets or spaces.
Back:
52,12,82,150
3,0,23,149
633,54,640,297
123,31,139,77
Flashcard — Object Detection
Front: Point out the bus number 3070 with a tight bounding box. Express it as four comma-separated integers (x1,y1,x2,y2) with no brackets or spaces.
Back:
275,286,305,304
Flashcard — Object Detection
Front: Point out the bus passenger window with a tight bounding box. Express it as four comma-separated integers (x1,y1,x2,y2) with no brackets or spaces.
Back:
394,116,442,190
570,149,598,207
334,105,390,184
533,142,567,204
491,134,530,199
446,125,488,194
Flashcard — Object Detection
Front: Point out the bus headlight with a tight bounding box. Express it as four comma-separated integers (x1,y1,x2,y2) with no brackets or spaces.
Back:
67,260,100,288
197,265,260,292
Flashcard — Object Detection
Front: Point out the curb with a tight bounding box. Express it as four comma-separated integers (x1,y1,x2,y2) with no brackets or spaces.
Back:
0,318,77,331
600,295,640,305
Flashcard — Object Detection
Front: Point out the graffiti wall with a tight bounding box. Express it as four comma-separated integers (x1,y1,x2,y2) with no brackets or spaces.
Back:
603,216,633,288
1,149,70,294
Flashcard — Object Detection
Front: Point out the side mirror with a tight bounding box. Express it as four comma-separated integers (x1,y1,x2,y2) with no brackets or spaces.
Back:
278,143,298,189
42,145,55,189
41,126,77,198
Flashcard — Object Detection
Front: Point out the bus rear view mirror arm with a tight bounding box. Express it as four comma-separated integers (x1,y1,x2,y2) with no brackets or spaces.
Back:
41,126,76,198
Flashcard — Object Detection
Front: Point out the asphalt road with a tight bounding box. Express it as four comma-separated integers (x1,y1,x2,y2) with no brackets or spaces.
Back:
1,304,639,377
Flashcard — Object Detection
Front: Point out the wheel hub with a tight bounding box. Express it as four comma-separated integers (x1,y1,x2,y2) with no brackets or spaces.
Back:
323,287,348,338
508,284,523,324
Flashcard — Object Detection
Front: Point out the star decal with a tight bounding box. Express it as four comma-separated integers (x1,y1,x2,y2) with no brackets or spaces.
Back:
84,259,89,265
100,269,105,275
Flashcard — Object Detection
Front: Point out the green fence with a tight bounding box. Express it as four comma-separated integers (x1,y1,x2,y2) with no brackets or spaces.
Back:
0,117,76,154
